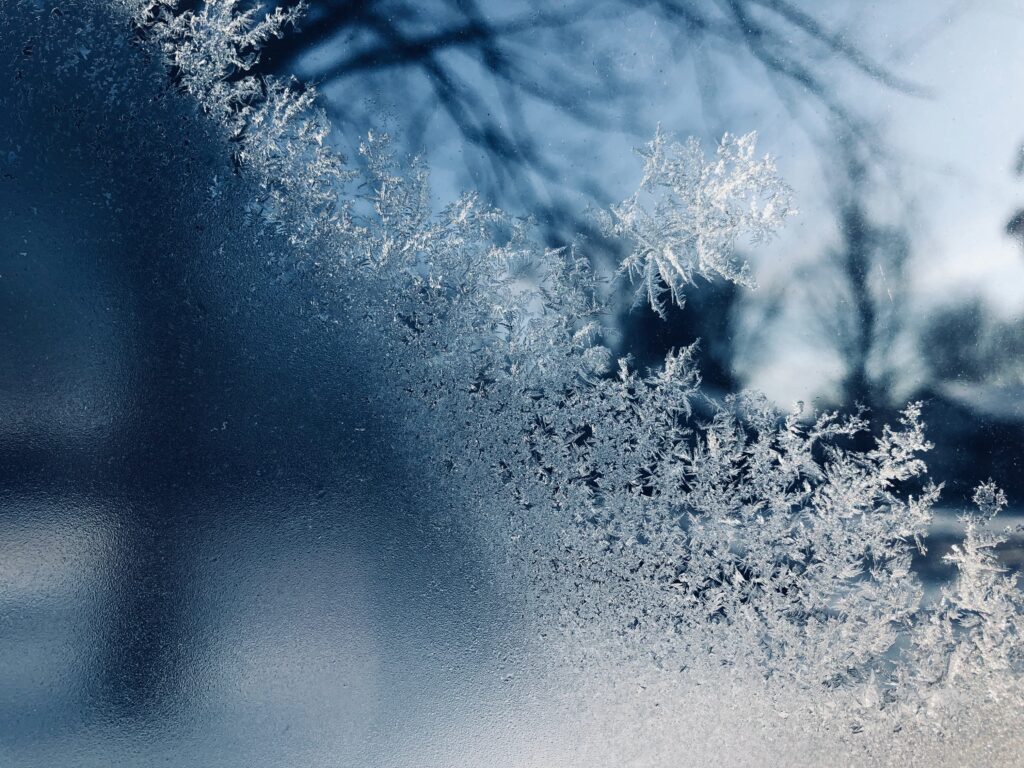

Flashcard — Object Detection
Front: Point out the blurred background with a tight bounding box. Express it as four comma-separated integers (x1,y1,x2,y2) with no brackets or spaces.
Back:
242,0,1024,503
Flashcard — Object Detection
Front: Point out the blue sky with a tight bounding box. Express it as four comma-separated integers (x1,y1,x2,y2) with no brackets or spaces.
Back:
749,1,1024,402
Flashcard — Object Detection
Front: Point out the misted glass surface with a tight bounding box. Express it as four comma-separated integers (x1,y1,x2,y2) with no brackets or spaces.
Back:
2,1,1023,766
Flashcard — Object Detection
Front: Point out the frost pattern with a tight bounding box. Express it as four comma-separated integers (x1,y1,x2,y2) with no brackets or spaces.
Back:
901,482,1024,712
57,0,1024,761
606,129,795,316
137,0,346,245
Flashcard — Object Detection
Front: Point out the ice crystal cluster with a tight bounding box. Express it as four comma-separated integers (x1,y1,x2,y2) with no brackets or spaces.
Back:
6,1,1024,764
606,128,794,316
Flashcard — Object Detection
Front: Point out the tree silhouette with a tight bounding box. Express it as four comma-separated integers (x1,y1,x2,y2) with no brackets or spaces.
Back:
246,0,921,242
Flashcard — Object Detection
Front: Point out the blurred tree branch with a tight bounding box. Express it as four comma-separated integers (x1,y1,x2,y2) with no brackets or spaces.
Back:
246,0,925,244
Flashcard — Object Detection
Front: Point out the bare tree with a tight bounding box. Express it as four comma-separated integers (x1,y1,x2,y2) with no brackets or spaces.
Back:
247,0,923,243
239,0,930,392
789,139,913,410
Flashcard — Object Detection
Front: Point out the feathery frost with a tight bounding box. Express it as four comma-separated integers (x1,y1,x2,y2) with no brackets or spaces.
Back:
606,128,795,316
14,0,1024,762
125,1,1024,757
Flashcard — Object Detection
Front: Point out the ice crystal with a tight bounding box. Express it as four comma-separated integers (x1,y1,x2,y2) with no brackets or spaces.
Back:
900,482,1024,712
137,0,345,245
606,128,795,316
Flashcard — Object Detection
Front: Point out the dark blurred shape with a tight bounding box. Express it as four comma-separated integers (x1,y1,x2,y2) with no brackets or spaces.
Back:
789,140,912,414
831,188,910,409
1,6,510,764
1006,209,1024,244
918,298,1024,390
913,299,1024,501
617,280,740,396
1006,141,1024,244
920,300,990,383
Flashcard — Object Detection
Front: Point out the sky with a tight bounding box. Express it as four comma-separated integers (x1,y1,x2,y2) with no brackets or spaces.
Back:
882,1,1024,313
748,0,1024,402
